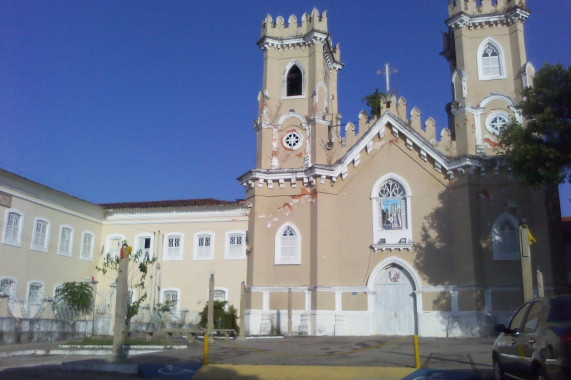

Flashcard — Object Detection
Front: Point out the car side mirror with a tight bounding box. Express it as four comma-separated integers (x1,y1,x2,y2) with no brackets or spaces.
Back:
494,324,507,333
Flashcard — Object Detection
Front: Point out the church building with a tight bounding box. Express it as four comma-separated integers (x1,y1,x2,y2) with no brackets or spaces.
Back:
0,0,565,341
239,0,561,337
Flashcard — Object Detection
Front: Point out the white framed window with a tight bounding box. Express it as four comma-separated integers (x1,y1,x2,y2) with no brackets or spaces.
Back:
161,288,180,310
135,233,154,260
477,38,506,80
492,213,520,260
0,276,17,297
80,231,95,261
107,235,125,259
3,209,24,247
371,173,413,248
485,111,510,135
57,225,74,257
194,232,214,260
282,60,305,98
27,281,45,305
275,223,301,265
31,217,50,252
225,230,246,260
164,233,183,261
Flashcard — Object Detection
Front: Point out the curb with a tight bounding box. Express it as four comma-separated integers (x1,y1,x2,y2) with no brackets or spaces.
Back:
0,345,187,358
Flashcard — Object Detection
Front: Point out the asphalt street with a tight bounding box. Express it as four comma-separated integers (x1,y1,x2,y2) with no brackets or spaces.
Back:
0,336,496,379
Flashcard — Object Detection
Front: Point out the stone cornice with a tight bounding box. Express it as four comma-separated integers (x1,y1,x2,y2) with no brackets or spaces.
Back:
258,30,342,71
239,111,512,190
446,8,529,29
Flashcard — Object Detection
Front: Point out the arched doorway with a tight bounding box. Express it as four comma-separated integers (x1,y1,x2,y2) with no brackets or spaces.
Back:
374,264,416,335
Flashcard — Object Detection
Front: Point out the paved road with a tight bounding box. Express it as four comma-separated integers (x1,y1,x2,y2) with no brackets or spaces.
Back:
0,336,496,379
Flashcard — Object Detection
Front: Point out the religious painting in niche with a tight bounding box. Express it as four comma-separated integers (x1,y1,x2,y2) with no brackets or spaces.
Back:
381,199,405,230
379,179,406,230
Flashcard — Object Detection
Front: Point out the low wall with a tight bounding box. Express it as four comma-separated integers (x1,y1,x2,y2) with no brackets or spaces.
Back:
0,317,93,345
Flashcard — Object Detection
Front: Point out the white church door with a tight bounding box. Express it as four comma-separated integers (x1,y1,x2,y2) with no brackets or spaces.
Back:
374,265,416,335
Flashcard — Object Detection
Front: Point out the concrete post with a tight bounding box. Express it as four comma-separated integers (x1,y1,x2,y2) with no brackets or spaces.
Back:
287,288,292,336
238,281,246,340
112,242,129,361
519,225,534,302
207,272,214,336
537,267,545,298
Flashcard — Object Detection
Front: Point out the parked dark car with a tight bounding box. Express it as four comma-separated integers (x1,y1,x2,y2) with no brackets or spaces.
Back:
492,294,571,380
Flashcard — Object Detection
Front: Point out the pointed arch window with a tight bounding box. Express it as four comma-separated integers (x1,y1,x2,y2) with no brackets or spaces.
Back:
286,65,302,96
283,61,305,98
275,224,301,265
379,180,407,230
371,174,413,250
477,39,506,80
482,45,500,77
492,213,520,260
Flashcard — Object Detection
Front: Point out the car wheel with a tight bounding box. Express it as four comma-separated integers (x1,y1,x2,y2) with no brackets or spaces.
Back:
493,358,505,380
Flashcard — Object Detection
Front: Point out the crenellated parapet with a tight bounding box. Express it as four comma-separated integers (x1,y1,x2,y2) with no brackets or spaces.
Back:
258,8,342,69
261,8,328,38
447,0,529,29
372,96,456,155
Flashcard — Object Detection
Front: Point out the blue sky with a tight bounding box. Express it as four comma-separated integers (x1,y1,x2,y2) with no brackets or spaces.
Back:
1,1,569,215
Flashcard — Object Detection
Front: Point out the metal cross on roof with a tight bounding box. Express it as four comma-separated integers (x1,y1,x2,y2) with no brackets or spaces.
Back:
377,63,398,94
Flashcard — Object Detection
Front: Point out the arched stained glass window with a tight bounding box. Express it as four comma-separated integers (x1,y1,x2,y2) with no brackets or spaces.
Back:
379,179,407,230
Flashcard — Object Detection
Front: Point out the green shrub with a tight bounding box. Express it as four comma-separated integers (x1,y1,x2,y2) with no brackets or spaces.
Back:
198,301,239,334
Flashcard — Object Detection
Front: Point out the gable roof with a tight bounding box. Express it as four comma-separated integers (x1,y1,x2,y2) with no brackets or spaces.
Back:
238,111,507,189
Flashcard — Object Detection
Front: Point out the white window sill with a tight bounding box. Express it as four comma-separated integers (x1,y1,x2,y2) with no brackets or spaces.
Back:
371,242,414,252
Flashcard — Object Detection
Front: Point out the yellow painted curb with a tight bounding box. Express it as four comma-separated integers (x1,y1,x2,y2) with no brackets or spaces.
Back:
194,364,415,380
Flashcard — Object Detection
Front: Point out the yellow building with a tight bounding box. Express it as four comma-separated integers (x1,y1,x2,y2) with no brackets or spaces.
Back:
0,0,566,342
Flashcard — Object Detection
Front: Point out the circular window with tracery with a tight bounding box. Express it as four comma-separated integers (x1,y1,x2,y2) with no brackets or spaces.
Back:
486,112,509,135
282,130,303,150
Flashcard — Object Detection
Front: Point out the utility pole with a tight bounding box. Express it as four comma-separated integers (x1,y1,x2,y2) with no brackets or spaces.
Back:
112,242,129,361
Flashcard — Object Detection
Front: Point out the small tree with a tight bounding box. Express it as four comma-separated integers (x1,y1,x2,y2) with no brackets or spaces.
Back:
53,281,94,320
499,63,571,187
96,243,160,337
362,88,388,120
198,301,239,334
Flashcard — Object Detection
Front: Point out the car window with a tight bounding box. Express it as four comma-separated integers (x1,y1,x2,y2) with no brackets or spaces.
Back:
547,295,571,322
509,302,531,331
523,301,543,333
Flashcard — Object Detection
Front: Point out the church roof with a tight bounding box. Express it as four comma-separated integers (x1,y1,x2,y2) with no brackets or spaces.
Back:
101,198,246,211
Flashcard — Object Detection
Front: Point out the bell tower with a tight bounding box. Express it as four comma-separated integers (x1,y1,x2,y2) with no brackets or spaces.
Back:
442,0,534,156
255,8,343,170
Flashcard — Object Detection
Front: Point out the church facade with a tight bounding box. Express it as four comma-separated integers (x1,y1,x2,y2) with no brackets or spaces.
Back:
0,0,566,341
239,0,563,337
